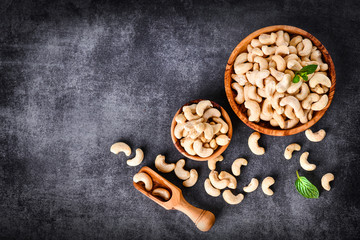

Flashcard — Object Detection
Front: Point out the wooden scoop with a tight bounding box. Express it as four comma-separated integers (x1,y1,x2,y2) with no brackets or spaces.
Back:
133,166,216,232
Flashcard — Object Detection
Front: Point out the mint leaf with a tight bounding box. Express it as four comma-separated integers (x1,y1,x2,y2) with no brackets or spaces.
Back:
295,171,319,199
293,75,300,83
298,64,318,74
301,74,308,81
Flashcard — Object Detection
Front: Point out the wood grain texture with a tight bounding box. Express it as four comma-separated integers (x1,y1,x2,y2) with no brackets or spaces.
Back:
224,25,336,136
133,167,216,232
170,99,233,161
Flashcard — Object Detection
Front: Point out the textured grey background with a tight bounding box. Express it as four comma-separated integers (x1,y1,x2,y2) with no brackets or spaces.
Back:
1,0,360,239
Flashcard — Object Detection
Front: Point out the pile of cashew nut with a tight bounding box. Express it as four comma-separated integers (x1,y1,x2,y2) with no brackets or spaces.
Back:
133,172,171,201
174,100,230,158
110,142,144,166
155,155,198,187
231,30,332,129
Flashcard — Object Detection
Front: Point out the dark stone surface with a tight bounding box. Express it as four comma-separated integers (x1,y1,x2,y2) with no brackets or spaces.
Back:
1,0,359,239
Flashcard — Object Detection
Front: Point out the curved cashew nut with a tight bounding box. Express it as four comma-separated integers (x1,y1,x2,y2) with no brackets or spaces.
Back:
155,154,175,173
209,170,229,190
284,105,296,120
203,108,221,121
295,83,310,101
243,178,259,193
174,159,190,180
287,79,303,94
275,30,286,46
212,117,228,134
133,172,153,191
275,45,289,55
234,53,248,65
204,178,221,197
246,70,270,88
284,54,300,64
193,139,214,158
251,47,263,57
208,155,223,170
311,95,328,111
284,118,299,129
312,85,329,94
273,112,285,129
231,82,245,104
284,143,301,160
211,123,222,135
321,173,334,191
251,38,262,48
302,93,320,110
270,118,279,127
223,190,244,205
261,45,276,55
174,123,186,139
234,62,253,75
270,67,285,81
183,104,201,121
244,84,262,103
204,123,214,140
287,59,302,71
298,39,313,56
260,112,273,121
261,98,273,117
272,55,286,71
271,92,285,115
309,73,332,89
196,100,213,116
254,56,269,70
290,35,303,46
210,139,218,149
175,113,187,124
248,132,265,155
259,32,277,45
257,87,267,98
183,169,198,187
310,50,328,71
244,100,261,122
152,188,171,201
184,118,204,131
276,74,292,93
182,137,196,156
261,177,275,196
264,76,276,97
305,129,326,142
194,123,205,133
300,152,316,171
288,45,297,54
218,171,237,189
231,73,248,86
215,134,230,146
127,148,144,166
279,96,305,119
231,158,248,176
110,142,131,156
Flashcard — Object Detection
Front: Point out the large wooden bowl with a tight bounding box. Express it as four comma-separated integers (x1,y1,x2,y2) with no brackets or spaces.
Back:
224,25,336,136
170,99,233,161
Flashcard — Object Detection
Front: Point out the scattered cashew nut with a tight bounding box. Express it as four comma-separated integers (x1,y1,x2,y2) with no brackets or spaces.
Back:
223,190,244,205
231,158,248,176
208,155,224,170
305,129,326,142
284,143,301,160
248,132,265,155
243,178,259,193
218,171,237,189
174,159,190,180
209,171,229,190
183,169,198,187
110,142,131,156
204,178,221,197
155,154,175,173
261,176,275,196
321,173,334,191
300,152,316,171
127,148,144,166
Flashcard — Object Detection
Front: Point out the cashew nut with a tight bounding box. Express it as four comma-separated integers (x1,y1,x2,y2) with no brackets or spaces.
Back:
287,79,303,94
287,59,302,71
259,32,277,45
273,111,285,129
261,98,273,117
290,35,302,46
244,84,262,103
309,72,332,88
310,50,328,71
174,123,186,139
264,76,276,97
234,62,253,75
212,117,228,134
271,92,285,115
275,45,289,56
174,159,190,180
223,190,244,205
275,30,286,46
195,100,213,117
202,108,221,121
300,152,316,171
182,137,196,155
302,93,320,110
270,118,279,127
284,105,296,119
152,188,171,201
209,139,218,149
204,178,221,197
251,38,263,48
155,154,175,173
262,45,276,55
232,82,245,104
248,132,265,155
231,158,248,176
305,129,326,142
218,171,237,189
254,56,269,70
110,142,131,156
133,172,153,191
175,113,187,124
261,177,275,196
295,83,310,101
209,170,229,190
193,139,214,158
231,73,248,86
298,39,313,56
284,118,299,129
311,94,328,111
243,178,259,193
204,123,214,140
276,74,292,93
272,55,286,72
183,169,198,187
234,52,248,65
215,134,230,146
127,148,144,166
183,104,201,121
246,70,270,88
211,123,222,135
321,173,334,191
284,143,301,160
208,155,223,170
244,100,261,122
279,96,305,119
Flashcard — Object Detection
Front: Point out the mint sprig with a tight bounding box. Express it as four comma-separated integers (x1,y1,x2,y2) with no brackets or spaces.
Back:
292,64,318,83
295,171,319,199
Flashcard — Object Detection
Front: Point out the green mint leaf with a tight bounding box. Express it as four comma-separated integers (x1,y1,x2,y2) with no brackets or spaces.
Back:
292,75,300,83
301,74,308,82
295,171,319,199
298,64,318,74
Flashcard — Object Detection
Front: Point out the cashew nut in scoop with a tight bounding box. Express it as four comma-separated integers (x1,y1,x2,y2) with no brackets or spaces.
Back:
215,135,230,146
193,139,214,158
311,95,328,111
152,188,171,201
202,108,221,121
155,154,175,173
211,124,222,135
223,190,244,205
243,178,259,193
183,169,198,187
133,172,153,191
110,142,132,156
183,104,201,121
231,82,245,104
246,70,270,88
298,39,313,56
305,129,326,142
209,171,229,190
275,30,287,46
196,100,213,116
174,159,190,180
279,96,305,119
127,148,144,166
184,118,204,131
321,173,334,191
284,105,296,120
309,72,332,89
209,139,218,149
302,93,320,110
284,143,301,160
208,155,223,170
310,50,328,71
287,79,303,94
219,171,237,189
204,178,221,197
248,132,265,155
261,177,275,196
234,62,253,75
300,152,316,171
231,158,248,176
244,84,262,103
245,100,261,122
250,39,262,48
264,76,276,97
261,98,273,117
259,32,277,45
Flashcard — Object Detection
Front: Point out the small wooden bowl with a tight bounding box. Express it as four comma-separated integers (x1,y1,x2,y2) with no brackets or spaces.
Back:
224,25,336,136
170,99,233,161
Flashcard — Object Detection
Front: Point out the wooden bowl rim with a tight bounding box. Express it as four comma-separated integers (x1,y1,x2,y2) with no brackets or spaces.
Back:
224,25,336,136
170,99,233,161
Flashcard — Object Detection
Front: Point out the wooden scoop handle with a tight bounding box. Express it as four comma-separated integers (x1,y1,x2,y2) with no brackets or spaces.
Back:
174,195,215,232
